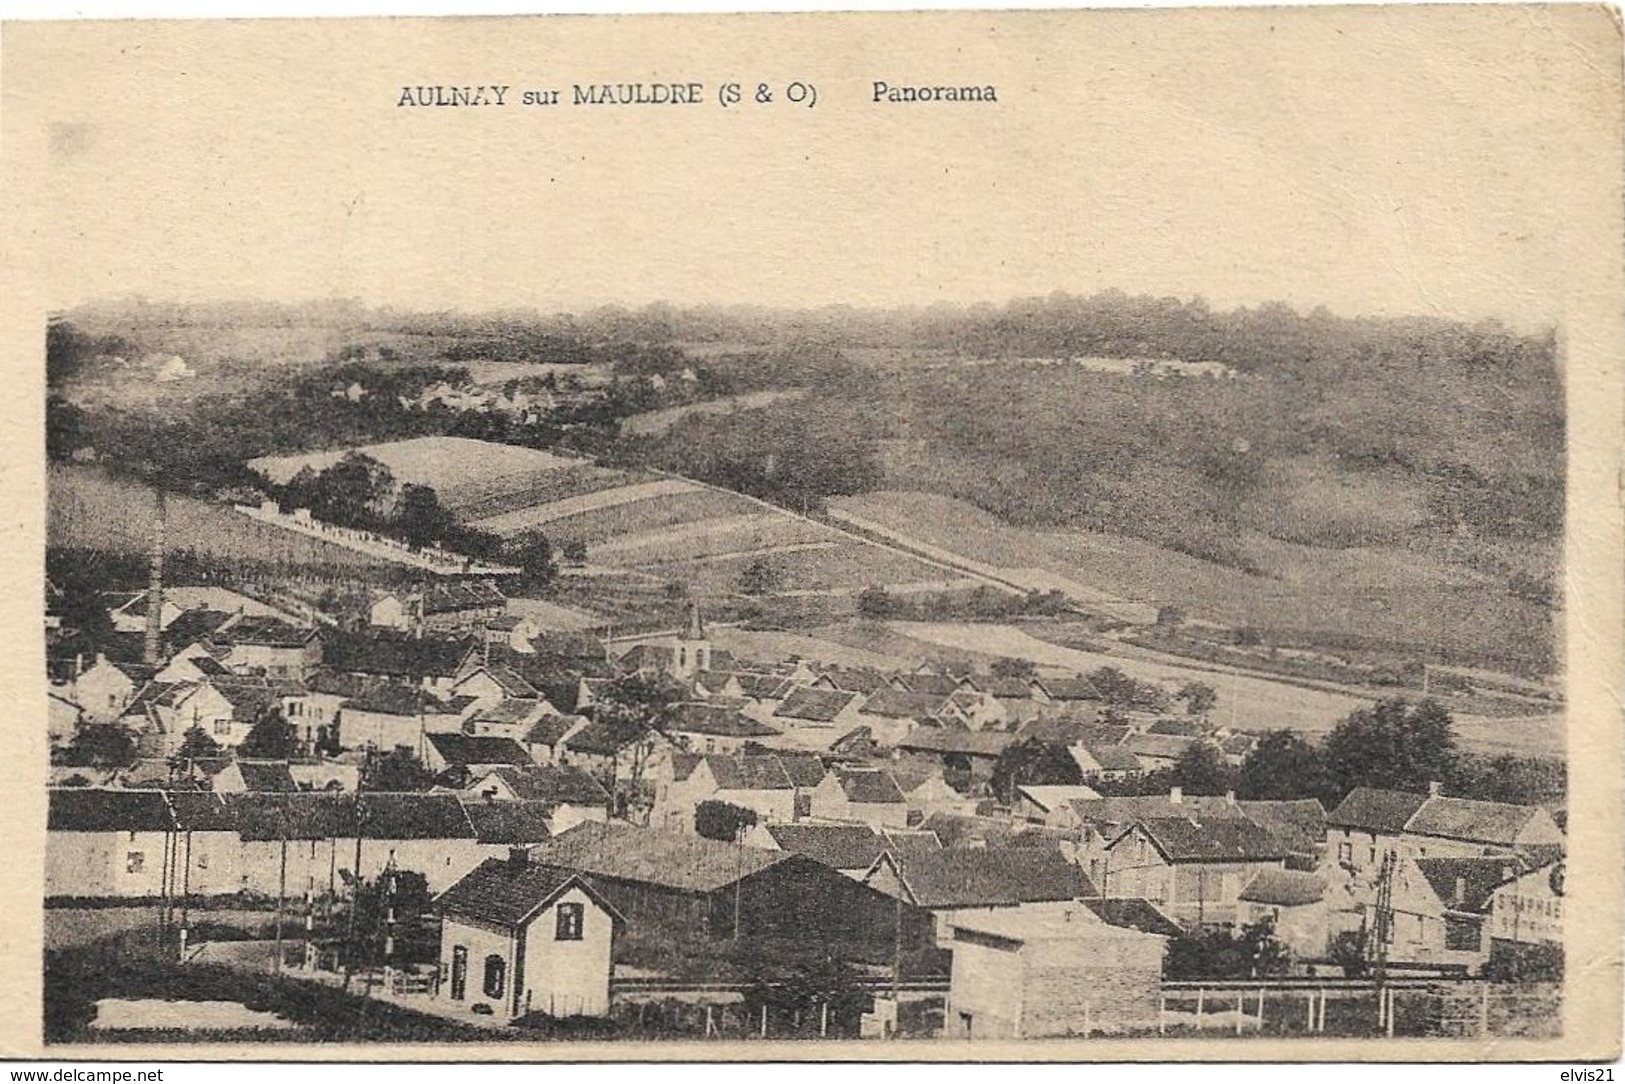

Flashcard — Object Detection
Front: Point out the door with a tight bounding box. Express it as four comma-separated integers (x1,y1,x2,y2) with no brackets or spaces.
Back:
449,945,468,1001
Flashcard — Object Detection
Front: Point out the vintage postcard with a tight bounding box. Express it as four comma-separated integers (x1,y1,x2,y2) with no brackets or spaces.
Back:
1,5,1620,1062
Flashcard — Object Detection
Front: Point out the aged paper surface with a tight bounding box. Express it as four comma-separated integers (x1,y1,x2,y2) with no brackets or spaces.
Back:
1,5,1621,1062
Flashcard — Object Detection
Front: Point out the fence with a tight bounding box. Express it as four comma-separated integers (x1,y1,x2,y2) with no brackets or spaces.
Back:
1158,979,1561,1040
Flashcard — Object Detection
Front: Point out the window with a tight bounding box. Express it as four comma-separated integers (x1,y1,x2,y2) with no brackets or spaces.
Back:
214,719,231,735
1338,841,1352,863
126,852,145,874
556,902,585,941
449,946,468,1001
482,954,506,999
197,854,209,870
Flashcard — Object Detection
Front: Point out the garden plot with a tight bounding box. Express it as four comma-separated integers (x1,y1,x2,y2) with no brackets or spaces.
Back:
470,478,711,536
440,463,637,520
588,511,836,564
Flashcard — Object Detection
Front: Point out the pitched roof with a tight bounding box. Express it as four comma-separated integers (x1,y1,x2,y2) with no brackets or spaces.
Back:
883,848,1091,909
165,790,238,832
461,665,540,700
1037,676,1100,701
1147,719,1207,737
765,823,890,870
895,727,1014,758
834,767,906,804
735,672,794,700
1016,784,1103,811
862,689,954,720
468,765,609,806
1239,868,1328,907
816,668,890,695
1413,857,1524,913
435,858,617,928
1236,799,1327,855
1119,816,1291,863
227,793,359,840
458,800,556,845
425,732,533,768
232,760,299,793
1079,897,1185,938
524,713,583,748
917,812,1077,851
528,821,793,893
712,756,794,792
343,682,448,717
470,697,548,727
775,752,827,788
773,687,859,724
663,702,779,738
323,631,476,680
563,717,648,756
894,674,960,698
49,788,174,833
1405,796,1547,847
419,580,505,616
211,615,315,648
1079,744,1145,772
359,793,477,839
1121,732,1200,760
1326,787,1432,834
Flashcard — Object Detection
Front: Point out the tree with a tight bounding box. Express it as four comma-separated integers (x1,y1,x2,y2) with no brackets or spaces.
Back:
59,725,137,768
343,868,434,968
1156,605,1186,629
171,725,223,766
856,585,894,618
1163,917,1290,980
1321,697,1458,802
989,738,1083,806
738,557,784,596
365,748,434,792
394,483,456,550
991,656,1037,681
1237,730,1328,801
237,714,298,760
1169,741,1236,796
505,533,557,588
1177,681,1217,717
696,799,758,842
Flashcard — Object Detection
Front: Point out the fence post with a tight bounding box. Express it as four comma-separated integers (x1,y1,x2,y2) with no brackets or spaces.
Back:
1317,991,1327,1033
1195,987,1205,1030
1158,994,1166,1036
1235,993,1243,1036
1257,991,1266,1031
1386,990,1396,1038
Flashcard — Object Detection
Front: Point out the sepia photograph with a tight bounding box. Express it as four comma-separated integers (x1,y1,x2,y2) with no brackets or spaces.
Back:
4,5,1621,1061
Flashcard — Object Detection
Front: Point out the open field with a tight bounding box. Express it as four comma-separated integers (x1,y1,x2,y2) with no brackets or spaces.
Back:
829,490,1557,676
437,463,640,519
250,436,583,491
49,466,390,568
470,479,711,535
587,511,826,563
621,389,809,436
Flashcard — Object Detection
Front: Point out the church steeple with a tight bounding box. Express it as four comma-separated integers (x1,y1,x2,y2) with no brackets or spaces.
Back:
674,601,710,676
680,600,706,642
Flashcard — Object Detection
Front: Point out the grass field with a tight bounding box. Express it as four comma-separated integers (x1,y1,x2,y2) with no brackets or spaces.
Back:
437,463,640,519
470,478,712,536
830,490,1557,676
49,466,389,568
620,389,809,436
250,436,584,492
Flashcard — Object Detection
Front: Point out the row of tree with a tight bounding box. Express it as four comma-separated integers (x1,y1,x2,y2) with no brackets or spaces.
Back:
991,697,1564,812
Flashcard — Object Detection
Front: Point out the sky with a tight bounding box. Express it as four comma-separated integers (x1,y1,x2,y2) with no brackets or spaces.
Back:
6,7,1620,327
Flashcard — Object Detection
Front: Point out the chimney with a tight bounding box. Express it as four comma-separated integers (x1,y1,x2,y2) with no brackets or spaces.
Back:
508,845,530,868
143,488,167,666
1169,786,1183,805
1428,780,1443,798
1453,876,1466,907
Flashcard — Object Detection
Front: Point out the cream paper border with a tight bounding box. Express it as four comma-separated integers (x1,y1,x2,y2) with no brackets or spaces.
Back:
1,6,1620,1061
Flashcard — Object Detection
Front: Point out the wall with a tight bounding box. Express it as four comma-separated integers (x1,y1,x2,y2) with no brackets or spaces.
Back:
438,912,519,1018
518,884,614,1018
1019,934,1165,1037
945,931,1023,1039
46,831,170,898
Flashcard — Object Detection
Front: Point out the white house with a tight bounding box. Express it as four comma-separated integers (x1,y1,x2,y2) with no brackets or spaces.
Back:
434,850,622,1021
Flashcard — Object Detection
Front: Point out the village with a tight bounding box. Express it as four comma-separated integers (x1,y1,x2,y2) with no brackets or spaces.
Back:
45,546,1566,1043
